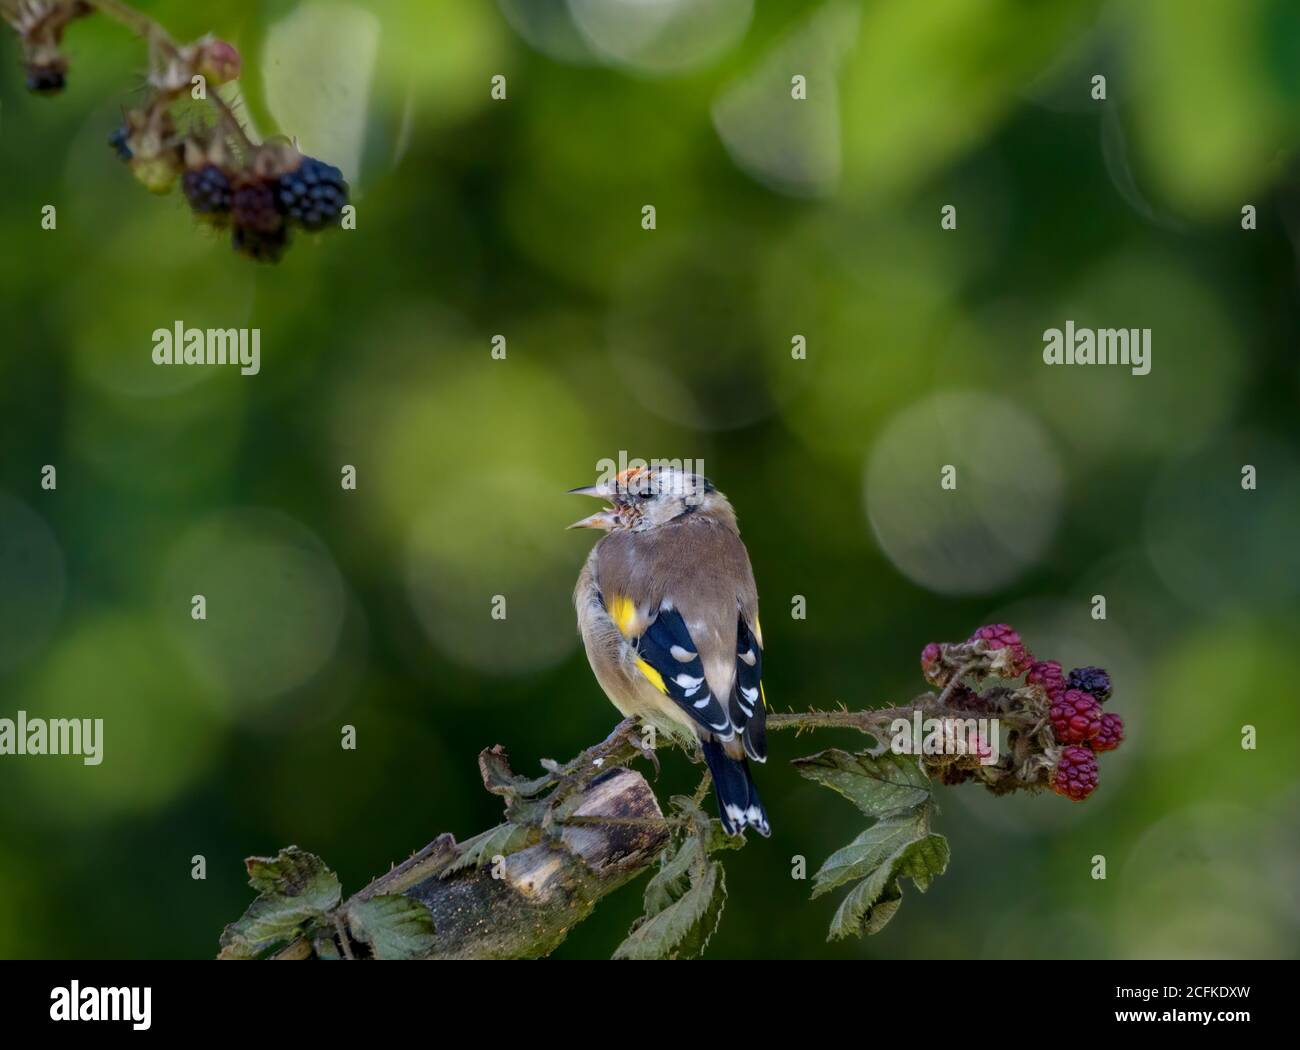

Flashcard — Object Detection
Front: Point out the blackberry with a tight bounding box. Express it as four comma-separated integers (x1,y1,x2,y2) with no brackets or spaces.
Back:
183,165,232,217
1050,688,1103,745
26,64,66,94
232,223,289,264
1092,712,1124,753
920,642,943,684
232,180,281,233
275,156,348,230
109,126,133,162
1052,746,1099,801
969,624,1021,650
1027,659,1065,699
1067,665,1112,703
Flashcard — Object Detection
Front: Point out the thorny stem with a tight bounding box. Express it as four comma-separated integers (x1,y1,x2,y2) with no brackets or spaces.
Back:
208,88,256,153
936,662,976,707
84,0,173,46
83,0,256,151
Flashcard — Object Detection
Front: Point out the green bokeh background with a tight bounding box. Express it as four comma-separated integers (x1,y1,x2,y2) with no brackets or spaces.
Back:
1,0,1298,959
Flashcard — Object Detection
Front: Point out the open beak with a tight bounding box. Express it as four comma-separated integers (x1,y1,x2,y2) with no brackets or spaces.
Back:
567,483,619,530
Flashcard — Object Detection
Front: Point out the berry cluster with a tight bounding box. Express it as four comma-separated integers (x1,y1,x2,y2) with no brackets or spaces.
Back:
917,625,1124,802
111,118,349,263
7,4,349,263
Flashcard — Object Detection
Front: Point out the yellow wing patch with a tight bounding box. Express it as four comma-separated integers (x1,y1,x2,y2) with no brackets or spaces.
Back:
760,682,767,709
752,613,763,648
608,595,640,638
635,657,668,694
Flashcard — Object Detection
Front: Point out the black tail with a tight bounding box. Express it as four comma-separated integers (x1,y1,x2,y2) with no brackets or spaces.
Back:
701,738,771,837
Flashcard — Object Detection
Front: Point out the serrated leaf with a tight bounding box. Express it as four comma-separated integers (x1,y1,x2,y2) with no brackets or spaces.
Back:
218,847,342,959
821,830,950,940
245,846,338,899
643,837,702,918
828,861,899,940
793,748,932,817
613,860,726,960
347,895,437,960
439,823,531,877
861,880,905,937
895,833,949,892
810,813,926,898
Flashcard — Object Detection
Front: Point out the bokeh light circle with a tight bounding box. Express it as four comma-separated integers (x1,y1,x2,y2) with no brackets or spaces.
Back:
161,508,347,711
865,391,1063,593
568,0,752,74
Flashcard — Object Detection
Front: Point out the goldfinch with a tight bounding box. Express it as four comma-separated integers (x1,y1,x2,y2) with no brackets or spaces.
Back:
569,465,769,836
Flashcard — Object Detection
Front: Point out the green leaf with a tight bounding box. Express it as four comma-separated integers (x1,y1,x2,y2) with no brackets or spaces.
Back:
828,865,901,940
831,877,906,940
896,833,950,892
218,847,342,960
793,748,932,817
347,895,437,960
642,836,702,918
439,823,531,877
613,859,726,961
810,812,926,898
822,829,950,940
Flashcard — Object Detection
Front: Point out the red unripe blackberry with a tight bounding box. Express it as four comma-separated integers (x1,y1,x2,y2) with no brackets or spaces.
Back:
1052,746,1099,801
920,642,943,682
1050,688,1103,744
1067,665,1112,702
1092,712,1124,752
969,623,1021,649
1027,659,1065,699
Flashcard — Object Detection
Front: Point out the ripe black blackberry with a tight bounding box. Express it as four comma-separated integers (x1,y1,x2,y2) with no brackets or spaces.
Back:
183,164,232,217
26,64,66,94
1067,666,1112,702
275,156,348,230
232,223,289,263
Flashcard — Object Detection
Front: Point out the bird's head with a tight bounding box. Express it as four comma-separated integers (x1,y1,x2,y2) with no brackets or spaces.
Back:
567,465,730,532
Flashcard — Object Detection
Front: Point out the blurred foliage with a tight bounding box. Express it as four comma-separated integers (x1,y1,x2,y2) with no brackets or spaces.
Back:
0,0,1298,959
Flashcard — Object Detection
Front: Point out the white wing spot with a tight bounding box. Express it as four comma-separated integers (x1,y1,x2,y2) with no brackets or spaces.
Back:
670,644,697,662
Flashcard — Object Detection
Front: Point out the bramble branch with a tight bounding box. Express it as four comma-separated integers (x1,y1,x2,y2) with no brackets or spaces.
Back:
219,625,1126,959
